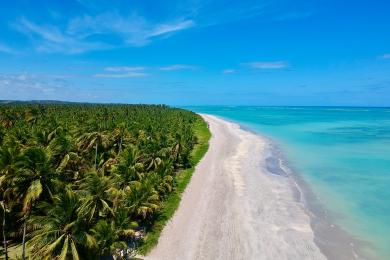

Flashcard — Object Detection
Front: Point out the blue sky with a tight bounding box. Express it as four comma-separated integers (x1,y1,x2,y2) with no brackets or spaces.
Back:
0,0,390,106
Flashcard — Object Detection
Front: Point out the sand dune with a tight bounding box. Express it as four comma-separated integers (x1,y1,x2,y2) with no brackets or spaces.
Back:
146,114,326,260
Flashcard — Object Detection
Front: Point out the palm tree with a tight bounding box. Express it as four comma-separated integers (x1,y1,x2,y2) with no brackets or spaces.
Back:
0,111,16,129
113,207,139,238
77,131,110,169
124,175,161,219
113,146,143,187
25,106,44,125
90,220,127,258
90,207,139,258
111,124,128,154
28,187,97,259
13,147,56,259
0,147,18,260
77,171,114,221
0,104,203,257
32,129,51,147
56,152,82,181
47,129,72,168
1,201,9,260
146,156,162,171
0,147,17,179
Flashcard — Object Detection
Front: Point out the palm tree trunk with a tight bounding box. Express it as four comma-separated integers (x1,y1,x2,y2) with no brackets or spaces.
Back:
95,142,98,169
2,207,8,260
119,134,123,153
22,220,26,260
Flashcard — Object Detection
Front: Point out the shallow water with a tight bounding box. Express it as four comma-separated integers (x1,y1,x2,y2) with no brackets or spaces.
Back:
186,106,390,259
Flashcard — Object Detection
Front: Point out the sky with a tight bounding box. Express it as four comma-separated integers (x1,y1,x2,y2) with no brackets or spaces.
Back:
0,0,390,106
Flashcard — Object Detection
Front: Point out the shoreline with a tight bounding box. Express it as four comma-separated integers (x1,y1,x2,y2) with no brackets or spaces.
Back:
263,136,371,260
145,114,374,260
222,116,375,260
147,114,343,259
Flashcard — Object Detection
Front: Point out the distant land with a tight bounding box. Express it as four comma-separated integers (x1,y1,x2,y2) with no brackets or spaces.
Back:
1,100,389,108
0,100,78,104
0,100,129,105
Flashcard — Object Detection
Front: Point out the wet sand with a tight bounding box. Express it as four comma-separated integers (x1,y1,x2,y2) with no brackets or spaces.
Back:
145,114,365,260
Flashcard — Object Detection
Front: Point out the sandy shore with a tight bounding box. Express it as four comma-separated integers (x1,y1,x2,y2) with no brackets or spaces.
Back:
146,114,327,260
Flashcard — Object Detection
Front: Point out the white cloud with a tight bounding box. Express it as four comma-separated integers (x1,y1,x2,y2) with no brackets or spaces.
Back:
67,12,194,47
93,72,147,78
245,61,288,69
0,73,70,99
0,72,110,101
93,66,148,78
13,17,109,54
149,20,195,37
18,17,65,43
7,2,312,55
159,64,195,71
222,69,236,74
12,12,194,54
104,66,145,72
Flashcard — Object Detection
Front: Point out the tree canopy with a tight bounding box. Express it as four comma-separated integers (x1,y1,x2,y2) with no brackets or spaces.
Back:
0,104,201,259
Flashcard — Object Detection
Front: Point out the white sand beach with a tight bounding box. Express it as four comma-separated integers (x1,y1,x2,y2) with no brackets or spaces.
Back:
146,114,327,260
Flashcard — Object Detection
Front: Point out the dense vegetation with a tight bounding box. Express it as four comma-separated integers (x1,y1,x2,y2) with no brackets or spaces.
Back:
0,104,208,259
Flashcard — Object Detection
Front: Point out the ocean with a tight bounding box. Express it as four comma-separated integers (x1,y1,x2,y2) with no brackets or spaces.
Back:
186,106,390,259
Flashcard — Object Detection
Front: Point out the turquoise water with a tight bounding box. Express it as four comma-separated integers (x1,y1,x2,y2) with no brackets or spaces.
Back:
187,106,390,259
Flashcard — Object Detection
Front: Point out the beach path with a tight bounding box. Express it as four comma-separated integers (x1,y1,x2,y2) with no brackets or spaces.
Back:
145,114,326,260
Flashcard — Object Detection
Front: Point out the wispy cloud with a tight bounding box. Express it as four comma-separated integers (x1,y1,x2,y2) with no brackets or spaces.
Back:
104,66,145,72
0,43,17,54
67,12,194,47
149,20,195,37
93,72,147,78
13,17,109,54
11,11,194,54
7,1,313,55
379,53,390,59
0,72,116,101
17,17,65,43
159,64,196,71
222,69,236,74
94,66,147,78
0,73,70,99
245,61,288,69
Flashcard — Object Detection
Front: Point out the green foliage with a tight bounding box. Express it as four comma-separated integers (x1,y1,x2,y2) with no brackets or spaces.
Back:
137,117,211,254
0,104,208,259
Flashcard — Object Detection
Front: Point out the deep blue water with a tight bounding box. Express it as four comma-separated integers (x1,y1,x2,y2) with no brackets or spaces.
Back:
186,106,390,259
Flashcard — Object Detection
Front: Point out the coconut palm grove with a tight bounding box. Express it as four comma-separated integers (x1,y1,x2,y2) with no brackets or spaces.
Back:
0,103,210,259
